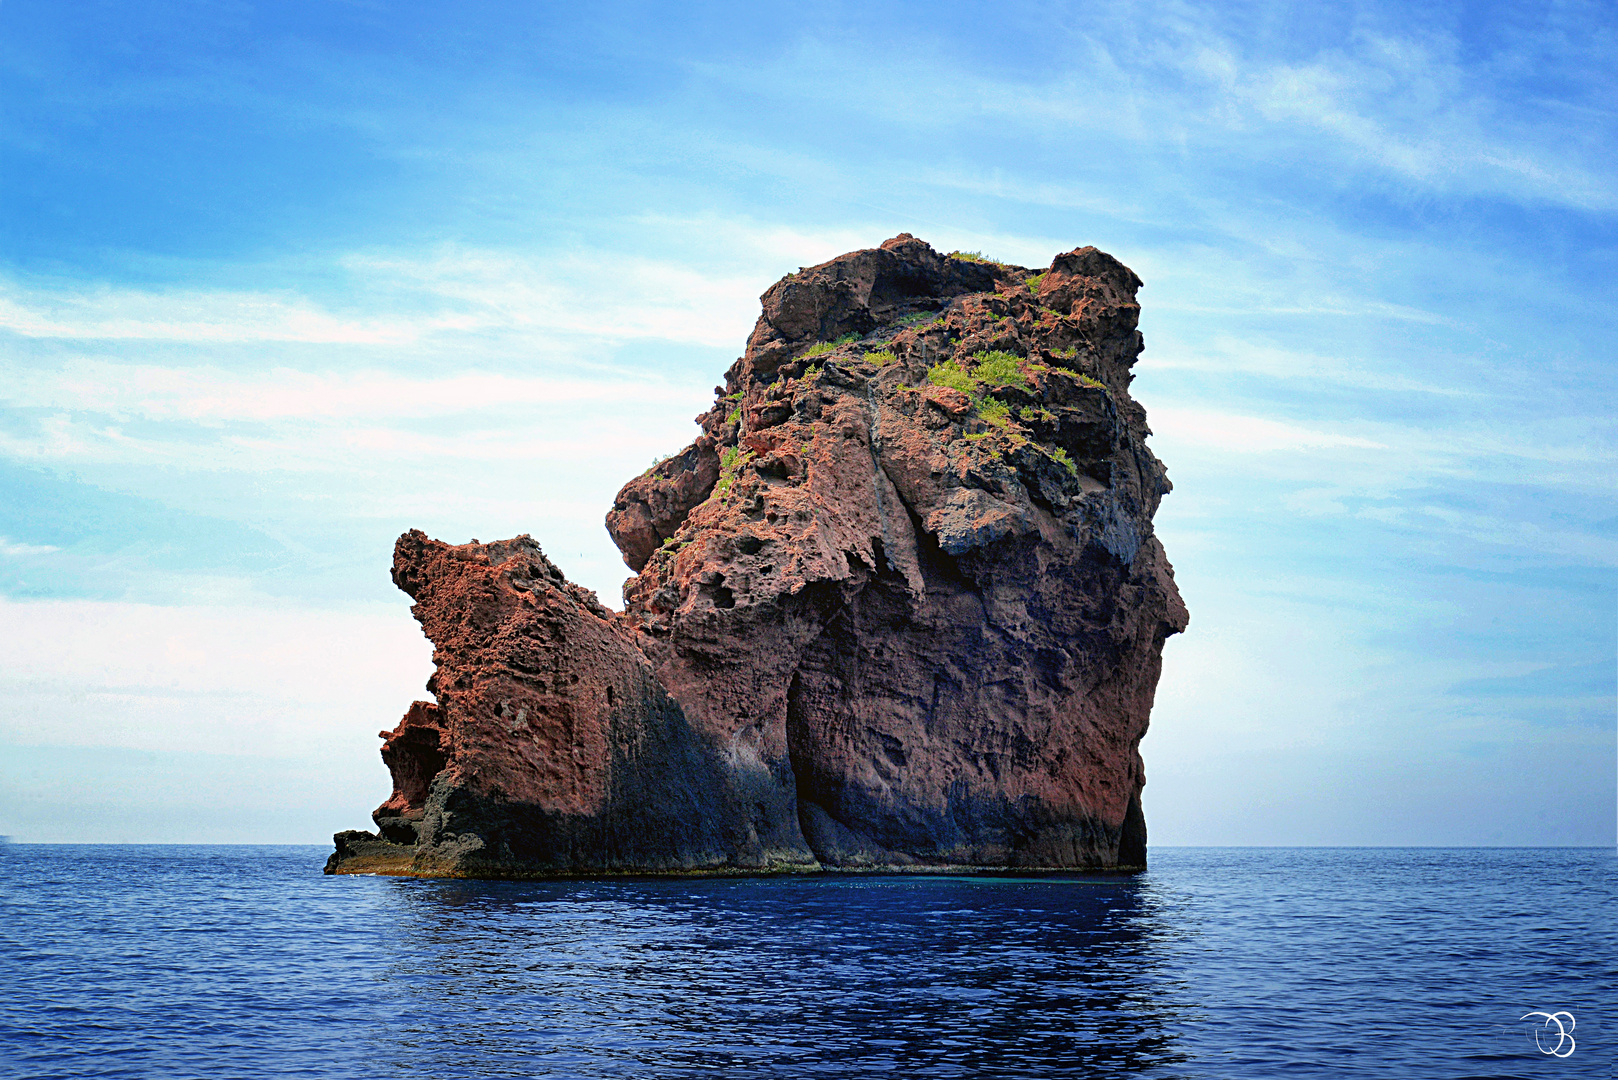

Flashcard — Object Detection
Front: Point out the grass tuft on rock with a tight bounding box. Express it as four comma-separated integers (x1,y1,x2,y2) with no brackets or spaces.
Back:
712,445,755,500
803,332,861,360
979,398,1011,426
927,360,976,394
969,350,1030,389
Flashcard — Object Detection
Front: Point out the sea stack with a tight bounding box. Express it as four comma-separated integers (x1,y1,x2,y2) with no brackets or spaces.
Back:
327,235,1187,878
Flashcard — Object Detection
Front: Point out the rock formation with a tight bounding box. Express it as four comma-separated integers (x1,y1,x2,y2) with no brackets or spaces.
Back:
327,235,1187,878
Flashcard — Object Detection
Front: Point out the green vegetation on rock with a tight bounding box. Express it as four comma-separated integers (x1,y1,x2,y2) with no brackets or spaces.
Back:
968,350,1030,389
1043,348,1107,389
926,360,976,394
926,350,1034,395
803,332,861,360
713,444,755,499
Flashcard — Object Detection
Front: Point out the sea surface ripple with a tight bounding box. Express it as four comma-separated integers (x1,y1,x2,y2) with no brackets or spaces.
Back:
1,846,1611,1078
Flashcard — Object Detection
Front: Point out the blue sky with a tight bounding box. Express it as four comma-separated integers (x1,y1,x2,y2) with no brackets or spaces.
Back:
2,0,1612,845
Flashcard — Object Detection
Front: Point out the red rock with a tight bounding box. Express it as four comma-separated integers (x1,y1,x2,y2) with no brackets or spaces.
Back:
328,236,1187,877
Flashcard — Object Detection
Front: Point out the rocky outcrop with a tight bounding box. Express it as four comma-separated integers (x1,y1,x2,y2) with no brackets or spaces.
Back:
327,235,1186,878
323,531,794,877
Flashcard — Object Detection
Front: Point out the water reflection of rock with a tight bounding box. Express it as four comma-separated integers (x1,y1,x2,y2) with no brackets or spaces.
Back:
370,876,1189,1077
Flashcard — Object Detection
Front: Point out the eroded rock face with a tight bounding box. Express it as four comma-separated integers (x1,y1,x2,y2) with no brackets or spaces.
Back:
326,531,810,877
327,234,1186,878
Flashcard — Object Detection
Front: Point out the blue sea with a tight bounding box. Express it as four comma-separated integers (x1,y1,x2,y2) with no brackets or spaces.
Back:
1,846,1611,1079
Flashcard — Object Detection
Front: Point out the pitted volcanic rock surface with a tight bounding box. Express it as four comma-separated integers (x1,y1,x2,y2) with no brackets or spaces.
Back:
327,235,1187,878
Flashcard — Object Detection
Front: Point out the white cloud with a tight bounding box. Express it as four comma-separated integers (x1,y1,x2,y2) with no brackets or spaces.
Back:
705,10,1617,212
0,596,433,757
4,361,706,424
0,238,766,351
1188,35,1617,209
0,215,897,362
0,287,463,345
1361,503,1618,568
624,213,880,274
340,248,760,348
1150,407,1388,452
0,366,713,488
1139,336,1480,397
0,537,59,556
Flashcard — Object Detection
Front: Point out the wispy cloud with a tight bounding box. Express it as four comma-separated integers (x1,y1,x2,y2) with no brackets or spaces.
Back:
0,248,737,351
1359,503,1618,568
1172,28,1618,209
0,214,891,353
1140,336,1482,396
1151,407,1388,452
0,375,713,482
698,7,1617,212
339,248,760,348
0,596,430,755
0,537,59,557
0,287,459,345
5,362,704,424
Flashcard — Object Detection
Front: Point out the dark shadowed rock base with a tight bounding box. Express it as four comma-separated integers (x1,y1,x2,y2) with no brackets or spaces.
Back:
328,235,1186,879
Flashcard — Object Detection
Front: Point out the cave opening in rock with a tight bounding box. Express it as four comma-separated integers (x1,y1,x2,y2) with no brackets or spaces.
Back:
381,723,449,813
